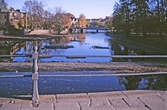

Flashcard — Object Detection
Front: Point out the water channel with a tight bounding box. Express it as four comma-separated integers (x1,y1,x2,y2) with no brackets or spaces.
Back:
0,30,137,62
0,72,167,97
1,30,166,96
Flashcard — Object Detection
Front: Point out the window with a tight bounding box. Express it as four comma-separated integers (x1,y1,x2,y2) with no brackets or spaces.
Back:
4,15,6,19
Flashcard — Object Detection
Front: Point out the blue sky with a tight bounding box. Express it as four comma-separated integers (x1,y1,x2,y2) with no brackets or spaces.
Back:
5,0,118,19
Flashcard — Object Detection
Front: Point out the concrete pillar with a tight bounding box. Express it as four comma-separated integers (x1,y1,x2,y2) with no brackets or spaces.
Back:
80,29,86,33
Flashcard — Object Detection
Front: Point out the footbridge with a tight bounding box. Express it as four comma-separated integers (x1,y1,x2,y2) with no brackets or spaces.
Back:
0,46,167,106
70,27,111,33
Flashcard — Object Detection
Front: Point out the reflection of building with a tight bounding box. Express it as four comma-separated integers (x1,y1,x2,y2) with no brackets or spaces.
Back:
0,41,26,62
0,42,26,55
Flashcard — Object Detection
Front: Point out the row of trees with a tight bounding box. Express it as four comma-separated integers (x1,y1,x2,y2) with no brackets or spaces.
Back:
112,0,167,38
20,0,87,33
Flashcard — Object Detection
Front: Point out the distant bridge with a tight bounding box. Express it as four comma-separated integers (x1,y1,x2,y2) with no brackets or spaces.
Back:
70,27,111,33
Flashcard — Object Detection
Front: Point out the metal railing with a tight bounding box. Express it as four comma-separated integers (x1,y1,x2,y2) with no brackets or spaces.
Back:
1,54,167,58
0,46,167,107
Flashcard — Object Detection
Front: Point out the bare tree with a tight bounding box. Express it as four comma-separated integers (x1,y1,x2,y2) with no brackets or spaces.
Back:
22,0,45,29
43,9,54,29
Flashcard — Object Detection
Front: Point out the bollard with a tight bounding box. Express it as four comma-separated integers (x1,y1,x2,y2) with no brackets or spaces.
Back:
32,46,39,107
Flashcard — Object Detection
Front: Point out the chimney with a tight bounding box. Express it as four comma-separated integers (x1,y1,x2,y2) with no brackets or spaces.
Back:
16,9,20,12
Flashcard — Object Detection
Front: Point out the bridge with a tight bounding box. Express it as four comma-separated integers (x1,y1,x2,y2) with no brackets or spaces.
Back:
69,27,111,33
0,46,167,107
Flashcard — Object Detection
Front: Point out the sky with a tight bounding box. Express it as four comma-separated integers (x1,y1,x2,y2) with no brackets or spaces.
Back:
5,0,119,19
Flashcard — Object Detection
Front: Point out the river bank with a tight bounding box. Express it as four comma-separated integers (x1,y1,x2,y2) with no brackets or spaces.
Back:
107,32,167,55
0,62,167,72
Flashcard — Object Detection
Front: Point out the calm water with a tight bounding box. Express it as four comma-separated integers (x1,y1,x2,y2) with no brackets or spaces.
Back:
0,31,166,96
0,72,167,96
15,33,112,62
0,31,136,62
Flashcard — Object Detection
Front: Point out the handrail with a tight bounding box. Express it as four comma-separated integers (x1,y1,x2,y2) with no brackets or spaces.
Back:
0,74,32,78
1,72,167,78
39,72,167,77
41,55,167,58
0,54,31,57
0,54,167,58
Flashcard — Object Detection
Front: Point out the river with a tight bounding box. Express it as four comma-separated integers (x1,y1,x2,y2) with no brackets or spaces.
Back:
0,72,167,96
0,31,167,96
1,31,135,62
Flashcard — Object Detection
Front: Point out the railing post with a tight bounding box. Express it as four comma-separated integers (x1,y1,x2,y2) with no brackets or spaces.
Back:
32,46,39,107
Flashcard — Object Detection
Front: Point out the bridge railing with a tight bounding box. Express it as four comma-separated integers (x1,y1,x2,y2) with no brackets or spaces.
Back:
1,54,167,59
0,46,167,107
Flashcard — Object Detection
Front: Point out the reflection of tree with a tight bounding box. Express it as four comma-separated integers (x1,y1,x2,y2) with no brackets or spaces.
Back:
0,41,27,62
119,75,167,90
79,34,86,44
110,41,129,61
143,75,167,90
119,76,142,90
112,43,128,55
60,37,71,45
66,33,86,45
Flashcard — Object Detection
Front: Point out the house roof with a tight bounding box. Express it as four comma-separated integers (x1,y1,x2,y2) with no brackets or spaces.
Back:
0,2,10,13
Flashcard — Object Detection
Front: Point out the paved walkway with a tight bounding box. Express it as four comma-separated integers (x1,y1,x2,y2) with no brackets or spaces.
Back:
0,90,167,110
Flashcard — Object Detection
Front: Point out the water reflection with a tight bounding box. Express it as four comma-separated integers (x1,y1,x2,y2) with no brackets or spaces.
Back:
111,43,128,55
6,33,111,62
0,40,26,62
119,76,142,90
0,32,143,62
119,75,167,90
0,74,167,96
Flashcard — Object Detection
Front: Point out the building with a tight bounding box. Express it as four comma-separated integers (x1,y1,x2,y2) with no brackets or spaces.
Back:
0,0,25,31
100,16,112,22
0,0,10,29
9,8,23,26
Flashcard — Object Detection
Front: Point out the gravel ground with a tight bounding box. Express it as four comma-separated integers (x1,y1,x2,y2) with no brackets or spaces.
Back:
0,62,167,73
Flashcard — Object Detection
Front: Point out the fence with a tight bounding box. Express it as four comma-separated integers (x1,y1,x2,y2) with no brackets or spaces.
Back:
0,46,167,107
